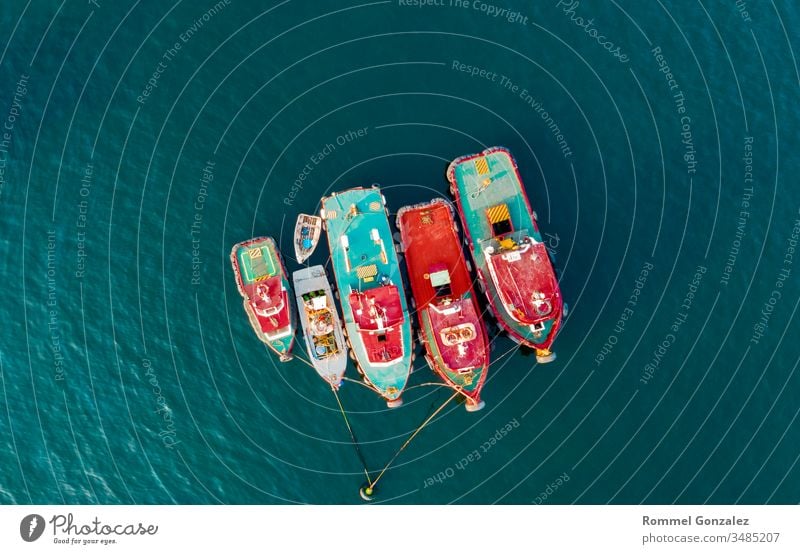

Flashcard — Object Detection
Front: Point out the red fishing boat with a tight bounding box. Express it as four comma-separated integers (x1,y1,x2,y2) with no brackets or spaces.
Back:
230,237,296,361
397,199,489,411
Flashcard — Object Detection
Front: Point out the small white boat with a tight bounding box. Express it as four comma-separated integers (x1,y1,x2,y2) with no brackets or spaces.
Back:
294,214,323,263
292,265,348,387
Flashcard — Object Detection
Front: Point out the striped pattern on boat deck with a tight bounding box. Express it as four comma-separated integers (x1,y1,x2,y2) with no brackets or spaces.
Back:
487,203,511,225
475,156,489,175
242,245,276,283
450,147,562,350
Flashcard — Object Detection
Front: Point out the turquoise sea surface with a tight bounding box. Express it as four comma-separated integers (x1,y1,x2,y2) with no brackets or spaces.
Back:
0,0,799,504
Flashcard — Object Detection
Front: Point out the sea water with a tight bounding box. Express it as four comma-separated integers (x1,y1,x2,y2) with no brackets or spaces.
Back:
0,0,798,504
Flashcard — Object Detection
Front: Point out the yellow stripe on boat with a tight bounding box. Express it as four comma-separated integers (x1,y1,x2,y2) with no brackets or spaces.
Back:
487,203,511,225
475,156,489,175
247,245,277,282
356,264,378,280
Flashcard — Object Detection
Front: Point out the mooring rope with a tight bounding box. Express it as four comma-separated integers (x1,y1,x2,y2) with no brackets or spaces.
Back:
331,385,373,487
291,353,316,371
289,352,373,485
491,343,522,364
342,376,375,390
369,390,459,490
402,381,453,392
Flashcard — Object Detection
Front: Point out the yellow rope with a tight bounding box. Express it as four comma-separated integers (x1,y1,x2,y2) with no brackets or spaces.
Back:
403,381,478,408
342,376,374,391
370,390,459,490
331,385,373,487
292,352,316,371
403,382,452,392
291,353,373,485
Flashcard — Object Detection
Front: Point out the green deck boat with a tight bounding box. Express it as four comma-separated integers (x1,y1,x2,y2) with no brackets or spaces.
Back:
230,236,296,361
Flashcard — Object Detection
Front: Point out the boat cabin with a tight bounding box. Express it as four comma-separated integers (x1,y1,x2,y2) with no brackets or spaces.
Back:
349,287,405,364
428,263,453,298
349,287,403,331
250,277,284,317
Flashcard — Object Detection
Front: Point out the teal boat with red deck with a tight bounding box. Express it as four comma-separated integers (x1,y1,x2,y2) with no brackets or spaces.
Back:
397,199,489,411
447,147,564,363
231,237,296,361
321,186,413,407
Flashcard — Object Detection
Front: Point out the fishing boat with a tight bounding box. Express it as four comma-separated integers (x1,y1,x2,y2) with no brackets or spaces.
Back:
294,213,323,263
447,147,564,363
292,265,348,387
230,237,296,361
321,186,413,407
397,199,489,411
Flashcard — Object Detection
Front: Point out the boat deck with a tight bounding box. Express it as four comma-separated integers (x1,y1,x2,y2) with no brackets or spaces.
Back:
350,286,404,330
293,266,347,385
349,286,405,364
488,238,559,325
235,240,290,334
295,214,322,263
236,240,279,284
323,190,399,288
398,199,488,393
451,148,539,244
231,237,295,356
249,276,290,333
398,200,473,304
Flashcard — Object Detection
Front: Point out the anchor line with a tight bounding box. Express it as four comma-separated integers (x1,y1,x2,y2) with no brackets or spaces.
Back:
370,390,459,490
403,381,476,405
402,382,452,392
331,385,373,487
342,376,376,390
403,341,519,397
289,355,372,484
292,353,313,369
491,343,522,364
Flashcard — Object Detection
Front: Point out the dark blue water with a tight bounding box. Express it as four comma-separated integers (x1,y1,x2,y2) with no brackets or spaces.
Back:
1,0,799,504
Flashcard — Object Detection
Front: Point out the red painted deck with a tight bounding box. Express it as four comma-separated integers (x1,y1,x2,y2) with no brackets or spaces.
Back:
488,240,559,325
246,275,290,333
398,200,488,377
349,286,405,364
400,203,472,302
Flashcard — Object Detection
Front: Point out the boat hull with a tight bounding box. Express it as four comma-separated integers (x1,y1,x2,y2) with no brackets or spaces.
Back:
293,265,348,387
397,199,489,408
448,147,563,356
231,237,296,361
321,186,413,403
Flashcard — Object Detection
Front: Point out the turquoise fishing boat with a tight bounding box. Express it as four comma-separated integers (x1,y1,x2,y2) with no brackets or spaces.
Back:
448,147,564,363
321,186,413,407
